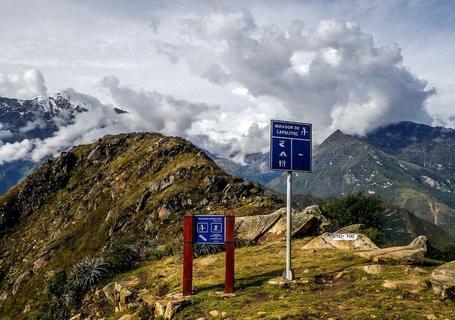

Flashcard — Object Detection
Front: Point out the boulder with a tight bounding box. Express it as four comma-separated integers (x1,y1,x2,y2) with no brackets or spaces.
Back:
155,292,190,319
269,205,326,238
235,208,284,242
291,216,322,238
102,276,140,310
302,233,379,251
382,279,427,293
102,282,116,304
430,261,455,299
356,236,427,264
236,205,326,243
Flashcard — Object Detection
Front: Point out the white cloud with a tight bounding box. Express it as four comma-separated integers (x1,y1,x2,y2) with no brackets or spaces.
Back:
157,11,434,141
0,2,453,164
0,76,214,164
0,69,47,99
0,139,34,164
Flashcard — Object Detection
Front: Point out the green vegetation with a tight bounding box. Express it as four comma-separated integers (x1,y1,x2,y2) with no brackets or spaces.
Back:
84,238,455,320
0,133,280,318
321,193,384,232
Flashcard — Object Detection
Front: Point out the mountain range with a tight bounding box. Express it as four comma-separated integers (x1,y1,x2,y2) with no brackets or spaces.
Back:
217,122,455,236
1,94,455,236
0,94,88,194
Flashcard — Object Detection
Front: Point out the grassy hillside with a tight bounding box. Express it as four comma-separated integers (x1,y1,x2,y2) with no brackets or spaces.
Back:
76,238,454,320
0,132,281,318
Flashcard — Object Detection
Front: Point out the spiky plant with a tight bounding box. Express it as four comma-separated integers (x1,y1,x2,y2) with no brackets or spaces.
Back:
70,257,109,292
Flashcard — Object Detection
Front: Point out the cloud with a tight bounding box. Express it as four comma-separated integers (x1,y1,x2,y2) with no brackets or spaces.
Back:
0,4,447,164
0,69,48,99
0,76,214,164
0,139,34,165
157,9,435,141
100,76,211,137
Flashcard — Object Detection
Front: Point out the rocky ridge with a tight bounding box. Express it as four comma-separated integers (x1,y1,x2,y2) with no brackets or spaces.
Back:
0,132,281,318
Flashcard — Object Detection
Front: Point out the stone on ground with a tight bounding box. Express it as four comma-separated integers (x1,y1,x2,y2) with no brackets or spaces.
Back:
430,260,455,299
360,264,384,275
382,279,427,293
302,233,379,250
356,236,427,264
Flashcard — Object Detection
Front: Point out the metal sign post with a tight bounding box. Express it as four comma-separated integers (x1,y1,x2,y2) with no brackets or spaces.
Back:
285,171,293,280
270,120,312,281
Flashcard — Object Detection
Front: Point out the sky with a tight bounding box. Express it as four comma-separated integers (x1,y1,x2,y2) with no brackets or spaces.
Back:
0,0,454,162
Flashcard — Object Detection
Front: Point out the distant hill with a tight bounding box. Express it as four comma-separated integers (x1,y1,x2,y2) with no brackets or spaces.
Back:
213,122,455,236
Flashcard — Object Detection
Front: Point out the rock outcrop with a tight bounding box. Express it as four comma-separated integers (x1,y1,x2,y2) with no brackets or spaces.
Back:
356,236,428,264
430,261,455,299
302,233,379,251
236,205,325,242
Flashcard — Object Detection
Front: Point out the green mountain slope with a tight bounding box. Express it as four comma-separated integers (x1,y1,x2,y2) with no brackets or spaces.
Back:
267,129,455,235
364,121,455,179
0,132,281,318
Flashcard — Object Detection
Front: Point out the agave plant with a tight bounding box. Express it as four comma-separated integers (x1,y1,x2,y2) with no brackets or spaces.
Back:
70,257,109,292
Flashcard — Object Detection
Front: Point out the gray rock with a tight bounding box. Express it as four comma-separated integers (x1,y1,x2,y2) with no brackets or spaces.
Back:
235,208,284,242
356,236,428,264
136,189,151,213
155,292,190,319
87,145,103,161
303,233,379,251
236,205,327,243
430,261,455,299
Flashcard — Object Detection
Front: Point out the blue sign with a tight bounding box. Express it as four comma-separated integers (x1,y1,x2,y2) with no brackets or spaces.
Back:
270,120,312,172
194,215,225,245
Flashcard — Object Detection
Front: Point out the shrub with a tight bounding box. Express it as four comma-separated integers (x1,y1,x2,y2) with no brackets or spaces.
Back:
104,243,140,275
428,243,455,261
321,193,384,232
193,243,225,258
361,227,386,246
48,270,68,297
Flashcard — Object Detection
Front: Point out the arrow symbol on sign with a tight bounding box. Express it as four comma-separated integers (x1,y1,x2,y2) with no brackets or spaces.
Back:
279,140,285,147
280,151,287,157
199,235,207,242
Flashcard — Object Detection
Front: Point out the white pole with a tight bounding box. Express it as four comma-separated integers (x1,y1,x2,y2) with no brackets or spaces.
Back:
285,171,293,280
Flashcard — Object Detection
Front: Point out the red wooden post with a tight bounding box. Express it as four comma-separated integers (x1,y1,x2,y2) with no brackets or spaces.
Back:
225,212,235,294
183,212,193,296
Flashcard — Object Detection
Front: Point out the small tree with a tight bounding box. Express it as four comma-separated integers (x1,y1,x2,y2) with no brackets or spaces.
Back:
321,193,384,232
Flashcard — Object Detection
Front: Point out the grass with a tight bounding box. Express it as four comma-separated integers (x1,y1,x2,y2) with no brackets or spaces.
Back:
106,238,455,320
